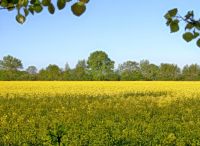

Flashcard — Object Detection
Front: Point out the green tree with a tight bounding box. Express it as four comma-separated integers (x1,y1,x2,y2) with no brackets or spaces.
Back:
25,66,38,80
0,55,23,71
0,70,29,80
118,61,143,81
73,60,90,80
26,65,37,74
64,62,70,72
182,64,200,80
158,63,181,80
38,64,62,80
140,60,159,81
87,51,115,81
62,62,73,80
106,70,120,81
38,69,46,80
0,0,89,24
165,8,200,48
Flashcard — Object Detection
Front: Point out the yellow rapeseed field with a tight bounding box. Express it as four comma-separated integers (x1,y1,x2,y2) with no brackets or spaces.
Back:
1,81,200,96
1,81,200,145
1,81,200,105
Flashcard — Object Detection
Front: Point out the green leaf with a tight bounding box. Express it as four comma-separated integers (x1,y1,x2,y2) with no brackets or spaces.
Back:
79,0,89,4
12,0,19,4
24,8,29,16
57,0,66,10
28,6,35,15
34,4,43,13
7,3,15,11
16,14,26,24
194,23,200,31
30,0,36,5
185,11,194,19
173,19,179,23
48,3,55,14
71,2,86,16
185,23,194,30
1,0,8,7
164,13,171,20
197,39,200,47
166,18,172,26
193,31,199,39
23,0,29,7
168,8,178,17
42,0,51,6
170,20,179,33
183,32,194,42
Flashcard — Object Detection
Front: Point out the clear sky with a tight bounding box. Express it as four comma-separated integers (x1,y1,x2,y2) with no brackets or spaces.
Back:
0,0,200,69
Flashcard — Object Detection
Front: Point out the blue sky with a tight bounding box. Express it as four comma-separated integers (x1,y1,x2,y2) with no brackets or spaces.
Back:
0,0,200,69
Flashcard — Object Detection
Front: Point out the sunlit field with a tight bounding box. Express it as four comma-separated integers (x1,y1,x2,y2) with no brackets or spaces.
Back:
1,81,200,145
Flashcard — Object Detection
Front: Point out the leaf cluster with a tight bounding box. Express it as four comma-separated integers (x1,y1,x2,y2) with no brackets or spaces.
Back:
164,8,200,47
0,0,89,24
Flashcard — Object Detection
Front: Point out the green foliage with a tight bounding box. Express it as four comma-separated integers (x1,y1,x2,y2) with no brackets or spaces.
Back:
26,65,37,74
118,61,143,81
48,123,67,146
48,3,55,14
57,0,66,10
16,13,26,24
158,63,181,80
182,64,200,80
0,70,35,81
183,32,194,42
87,51,115,81
38,64,62,80
140,60,159,81
71,2,86,16
197,38,200,47
165,8,200,48
73,60,90,80
168,8,178,17
0,0,90,24
1,54,200,81
0,55,23,71
170,19,179,33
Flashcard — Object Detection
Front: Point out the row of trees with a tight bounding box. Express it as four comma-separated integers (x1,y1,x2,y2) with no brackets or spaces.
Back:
1,51,200,81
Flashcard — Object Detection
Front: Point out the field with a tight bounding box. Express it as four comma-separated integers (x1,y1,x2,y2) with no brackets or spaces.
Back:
0,81,200,145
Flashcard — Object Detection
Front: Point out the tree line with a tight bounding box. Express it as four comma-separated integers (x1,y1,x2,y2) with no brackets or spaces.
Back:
0,50,200,81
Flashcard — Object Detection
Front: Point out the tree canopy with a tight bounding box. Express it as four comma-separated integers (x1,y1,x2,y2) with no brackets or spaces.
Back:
26,65,37,74
87,51,115,80
0,0,89,24
118,61,143,81
0,55,23,71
